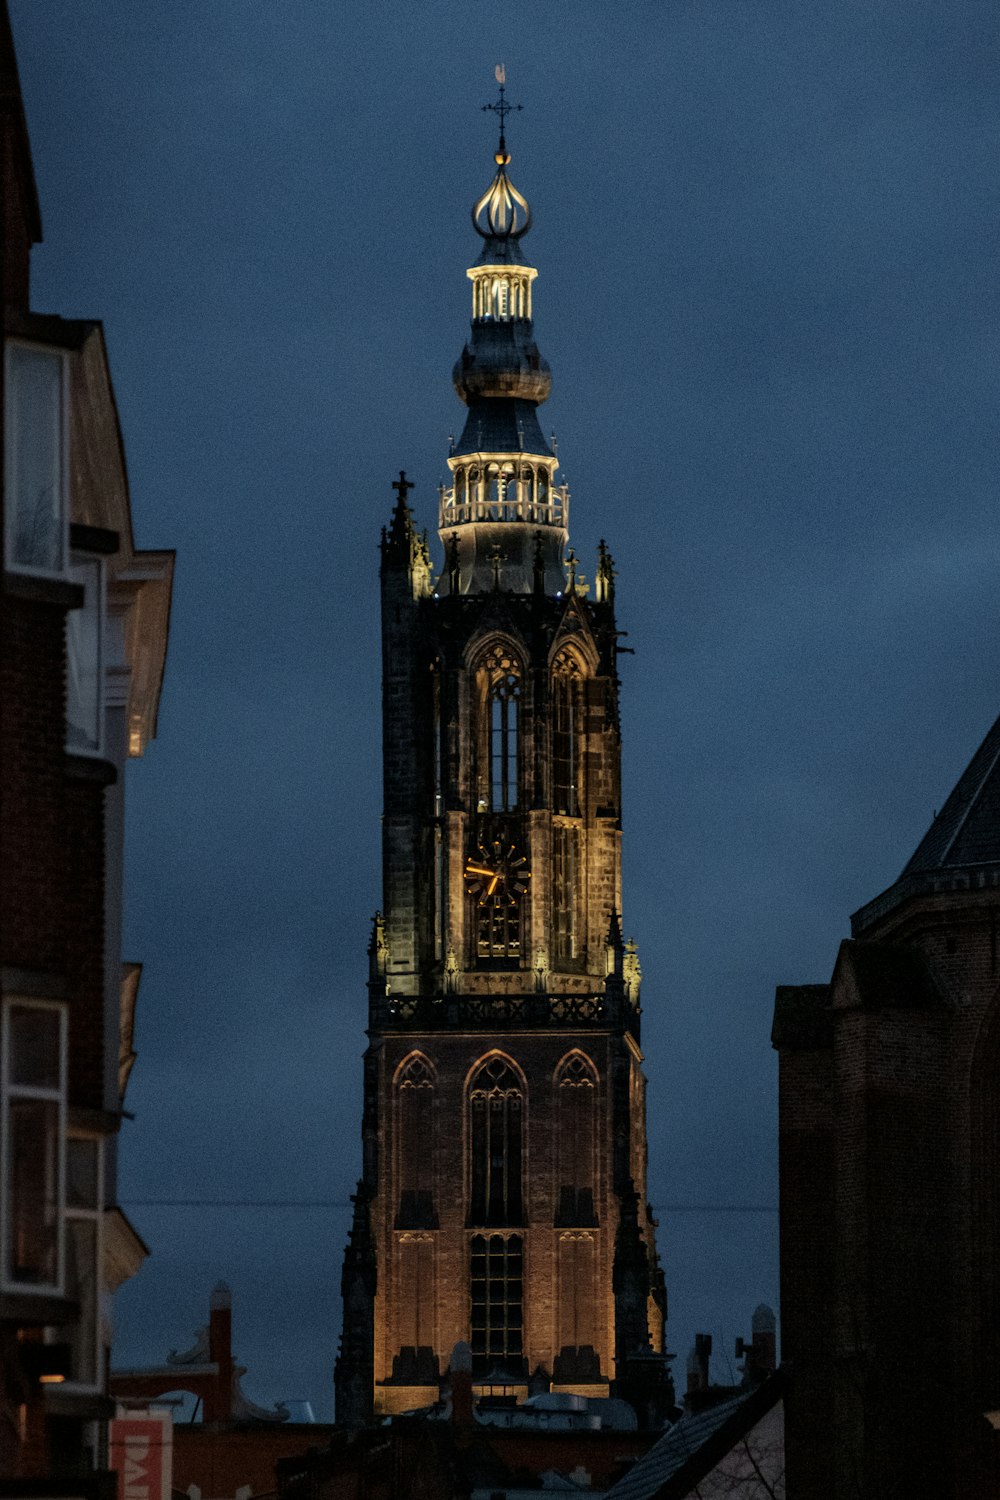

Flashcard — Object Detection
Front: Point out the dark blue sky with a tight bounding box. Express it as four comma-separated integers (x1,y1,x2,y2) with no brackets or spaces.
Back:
12,1,999,1419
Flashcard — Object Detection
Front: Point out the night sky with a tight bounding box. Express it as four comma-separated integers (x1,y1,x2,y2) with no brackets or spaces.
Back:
11,1,999,1420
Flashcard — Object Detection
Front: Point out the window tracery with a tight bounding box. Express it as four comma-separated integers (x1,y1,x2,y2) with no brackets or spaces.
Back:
555,1052,597,1227
468,1057,523,1226
395,1054,436,1229
475,644,521,816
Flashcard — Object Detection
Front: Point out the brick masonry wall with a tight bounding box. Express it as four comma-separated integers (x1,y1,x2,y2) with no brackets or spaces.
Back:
370,1029,629,1399
1,599,68,972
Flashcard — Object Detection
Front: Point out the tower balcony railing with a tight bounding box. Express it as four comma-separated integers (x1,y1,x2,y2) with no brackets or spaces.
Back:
438,483,569,531
371,988,640,1040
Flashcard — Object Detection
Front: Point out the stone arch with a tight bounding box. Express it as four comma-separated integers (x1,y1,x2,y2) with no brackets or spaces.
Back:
553,1048,598,1088
463,1047,528,1098
393,1049,437,1088
548,633,598,678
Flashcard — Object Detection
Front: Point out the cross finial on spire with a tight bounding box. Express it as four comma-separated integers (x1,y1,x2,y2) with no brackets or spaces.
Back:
392,470,413,505
482,64,522,161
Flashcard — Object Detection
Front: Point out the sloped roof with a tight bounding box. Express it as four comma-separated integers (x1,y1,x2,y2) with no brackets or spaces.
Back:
903,709,1000,875
603,1375,785,1500
604,1393,747,1500
852,709,1000,935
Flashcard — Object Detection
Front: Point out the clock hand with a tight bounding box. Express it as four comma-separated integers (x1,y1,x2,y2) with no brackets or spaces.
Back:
487,875,500,895
465,865,495,878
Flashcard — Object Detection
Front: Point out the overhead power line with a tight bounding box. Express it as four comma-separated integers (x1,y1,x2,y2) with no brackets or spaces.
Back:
120,1197,777,1214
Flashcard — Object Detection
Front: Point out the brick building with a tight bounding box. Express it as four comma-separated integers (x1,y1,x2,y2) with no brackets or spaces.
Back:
0,3,172,1483
774,711,1000,1496
334,97,671,1428
111,1284,332,1500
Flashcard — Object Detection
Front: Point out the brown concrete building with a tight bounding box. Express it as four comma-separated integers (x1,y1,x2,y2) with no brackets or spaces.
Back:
334,107,670,1428
774,713,1000,1496
0,3,172,1484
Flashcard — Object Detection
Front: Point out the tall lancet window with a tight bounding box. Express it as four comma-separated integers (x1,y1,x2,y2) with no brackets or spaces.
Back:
555,1053,598,1226
395,1055,437,1229
468,1057,524,1227
475,645,521,814
552,650,582,816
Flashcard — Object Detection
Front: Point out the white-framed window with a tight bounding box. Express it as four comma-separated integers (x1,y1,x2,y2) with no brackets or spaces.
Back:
62,1134,103,1390
1,999,67,1294
4,339,70,578
66,554,104,755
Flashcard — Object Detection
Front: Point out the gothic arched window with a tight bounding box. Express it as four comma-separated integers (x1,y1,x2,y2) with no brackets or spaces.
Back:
552,649,582,817
555,1053,597,1226
475,645,521,815
468,1057,523,1226
395,1055,436,1229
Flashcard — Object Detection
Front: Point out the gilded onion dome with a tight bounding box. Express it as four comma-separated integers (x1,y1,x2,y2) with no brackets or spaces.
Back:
452,151,552,410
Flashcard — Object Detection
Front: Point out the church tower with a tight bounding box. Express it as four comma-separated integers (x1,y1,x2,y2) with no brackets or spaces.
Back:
335,87,669,1427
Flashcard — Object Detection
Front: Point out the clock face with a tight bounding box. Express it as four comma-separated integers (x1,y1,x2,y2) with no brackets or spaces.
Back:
465,841,531,908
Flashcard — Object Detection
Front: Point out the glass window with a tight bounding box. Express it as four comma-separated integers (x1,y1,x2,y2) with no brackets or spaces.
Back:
9,1004,61,1089
470,1233,523,1377
64,1135,102,1390
66,556,103,754
5,341,68,576
2,1002,66,1293
6,1098,60,1285
489,676,519,812
476,646,522,817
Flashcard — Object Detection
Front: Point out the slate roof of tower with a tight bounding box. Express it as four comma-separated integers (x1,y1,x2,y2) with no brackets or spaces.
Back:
902,708,1000,875
453,396,553,457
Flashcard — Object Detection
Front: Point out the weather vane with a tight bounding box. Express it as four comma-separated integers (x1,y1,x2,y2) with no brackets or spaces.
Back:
482,63,522,159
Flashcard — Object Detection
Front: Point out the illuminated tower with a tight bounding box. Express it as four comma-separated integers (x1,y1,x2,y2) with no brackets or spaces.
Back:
335,86,669,1427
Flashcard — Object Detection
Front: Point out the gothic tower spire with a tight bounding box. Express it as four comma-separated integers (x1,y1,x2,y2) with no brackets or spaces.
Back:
338,80,670,1427
440,88,565,596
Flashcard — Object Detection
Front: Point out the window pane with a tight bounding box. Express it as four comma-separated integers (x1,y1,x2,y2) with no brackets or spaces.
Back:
6,343,65,574
5,1097,60,1285
66,1138,99,1211
9,1004,61,1089
66,558,102,753
66,1218,98,1385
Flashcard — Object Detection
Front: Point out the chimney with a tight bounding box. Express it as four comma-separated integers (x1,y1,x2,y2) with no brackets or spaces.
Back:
736,1304,776,1387
207,1282,234,1421
686,1334,712,1398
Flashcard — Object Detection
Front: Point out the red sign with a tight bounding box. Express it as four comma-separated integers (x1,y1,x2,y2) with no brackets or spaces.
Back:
109,1411,172,1500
